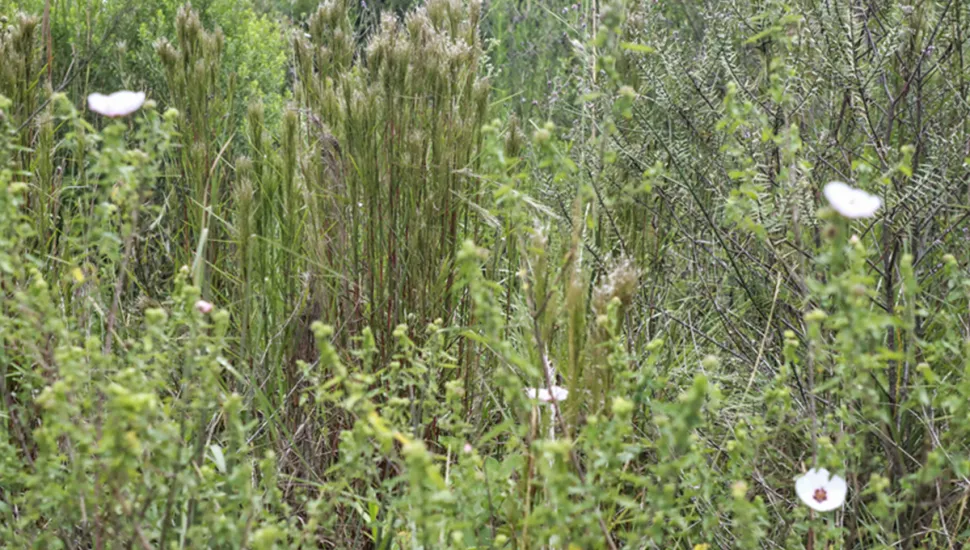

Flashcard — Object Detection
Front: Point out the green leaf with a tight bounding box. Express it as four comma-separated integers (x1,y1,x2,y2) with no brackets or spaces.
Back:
209,444,226,473
744,26,778,44
479,419,514,445
620,41,655,54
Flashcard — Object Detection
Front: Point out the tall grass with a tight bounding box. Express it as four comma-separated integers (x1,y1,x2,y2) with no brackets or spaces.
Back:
3,0,970,548
294,0,489,349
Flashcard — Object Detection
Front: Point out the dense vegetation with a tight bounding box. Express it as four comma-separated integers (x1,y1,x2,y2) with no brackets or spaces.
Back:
2,0,970,547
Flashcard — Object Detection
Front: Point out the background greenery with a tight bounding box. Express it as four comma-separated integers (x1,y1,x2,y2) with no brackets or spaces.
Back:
2,0,970,547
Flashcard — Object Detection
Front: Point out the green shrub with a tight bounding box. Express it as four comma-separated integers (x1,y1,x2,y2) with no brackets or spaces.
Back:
3,0,970,547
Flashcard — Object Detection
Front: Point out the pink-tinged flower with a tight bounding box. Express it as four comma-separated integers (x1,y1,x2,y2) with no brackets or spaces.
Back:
87,91,146,118
795,468,847,512
525,385,569,403
194,300,214,314
823,182,881,219
463,443,473,454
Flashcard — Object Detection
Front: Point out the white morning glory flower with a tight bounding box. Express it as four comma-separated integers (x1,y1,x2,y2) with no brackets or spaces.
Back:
194,300,214,314
795,468,847,512
87,91,146,118
823,181,881,219
525,385,569,403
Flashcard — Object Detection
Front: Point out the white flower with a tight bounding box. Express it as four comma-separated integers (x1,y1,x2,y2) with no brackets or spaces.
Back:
87,91,146,118
823,181,881,219
194,300,214,314
795,468,847,512
525,385,569,403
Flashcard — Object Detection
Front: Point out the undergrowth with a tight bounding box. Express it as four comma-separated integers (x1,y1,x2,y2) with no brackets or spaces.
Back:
2,0,970,548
